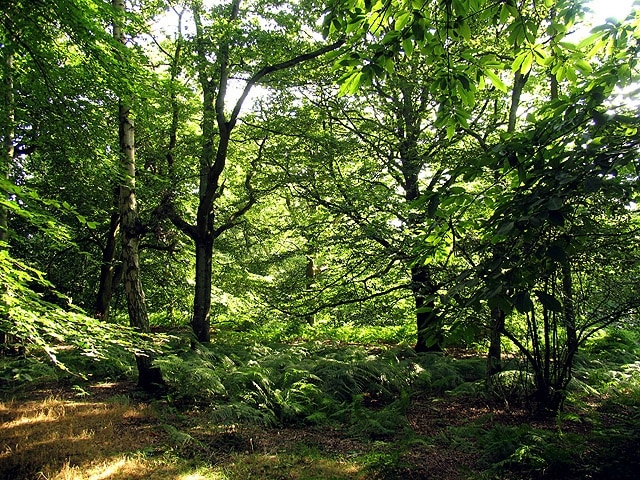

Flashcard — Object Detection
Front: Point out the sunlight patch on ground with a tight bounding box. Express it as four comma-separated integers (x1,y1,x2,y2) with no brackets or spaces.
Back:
49,456,158,480
179,469,228,480
0,395,163,479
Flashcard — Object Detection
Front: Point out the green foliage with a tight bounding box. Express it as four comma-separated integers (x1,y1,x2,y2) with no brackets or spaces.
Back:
586,329,640,365
346,390,411,439
360,443,409,480
411,353,465,394
480,425,584,477
0,355,59,388
0,247,164,377
157,338,417,432
487,369,536,406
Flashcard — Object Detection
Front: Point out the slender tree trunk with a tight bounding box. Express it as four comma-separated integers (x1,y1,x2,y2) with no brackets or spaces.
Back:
305,256,317,325
395,83,443,352
0,26,13,246
166,0,342,343
487,70,529,373
95,212,120,320
562,263,577,357
487,306,505,374
113,0,163,390
0,34,15,346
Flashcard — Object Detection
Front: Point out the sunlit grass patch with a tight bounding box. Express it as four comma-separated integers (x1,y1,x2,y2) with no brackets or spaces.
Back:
0,395,163,480
45,455,219,480
215,451,365,480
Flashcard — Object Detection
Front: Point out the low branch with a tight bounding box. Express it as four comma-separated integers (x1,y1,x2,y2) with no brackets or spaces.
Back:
267,283,411,318
153,195,196,240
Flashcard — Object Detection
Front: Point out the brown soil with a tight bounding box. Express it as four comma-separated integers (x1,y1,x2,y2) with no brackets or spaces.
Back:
0,381,591,480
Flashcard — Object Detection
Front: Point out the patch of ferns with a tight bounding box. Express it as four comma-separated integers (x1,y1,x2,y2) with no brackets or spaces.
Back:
155,339,471,433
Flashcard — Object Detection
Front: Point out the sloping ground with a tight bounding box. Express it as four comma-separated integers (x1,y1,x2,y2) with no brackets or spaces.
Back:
0,383,171,479
0,381,484,480
0,381,635,480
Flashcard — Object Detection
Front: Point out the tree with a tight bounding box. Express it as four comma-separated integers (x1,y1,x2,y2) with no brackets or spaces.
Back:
158,0,343,342
112,0,164,390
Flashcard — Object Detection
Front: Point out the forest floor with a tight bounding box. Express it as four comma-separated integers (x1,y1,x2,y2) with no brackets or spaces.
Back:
0,377,609,480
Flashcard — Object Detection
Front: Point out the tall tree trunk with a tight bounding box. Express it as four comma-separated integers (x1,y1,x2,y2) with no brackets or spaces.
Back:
305,256,317,325
487,306,505,374
1,32,14,244
487,70,529,373
192,232,213,342
162,1,342,343
562,263,577,357
113,0,163,390
0,34,15,346
395,82,444,352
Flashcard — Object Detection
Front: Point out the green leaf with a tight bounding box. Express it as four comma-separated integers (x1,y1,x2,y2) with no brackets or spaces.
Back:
395,12,412,31
497,221,515,236
427,194,440,218
583,176,603,192
381,30,401,45
458,21,471,41
485,69,507,92
547,197,563,210
513,291,534,314
338,71,363,96
535,291,563,312
574,58,593,75
402,38,414,56
446,123,456,140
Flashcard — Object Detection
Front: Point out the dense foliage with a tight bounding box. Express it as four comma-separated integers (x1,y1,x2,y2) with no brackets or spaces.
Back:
1,0,640,474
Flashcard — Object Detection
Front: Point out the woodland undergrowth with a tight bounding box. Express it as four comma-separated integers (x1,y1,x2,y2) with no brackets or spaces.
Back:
1,326,640,479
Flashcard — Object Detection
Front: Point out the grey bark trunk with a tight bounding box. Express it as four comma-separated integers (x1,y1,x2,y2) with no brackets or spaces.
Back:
1,35,14,346
1,36,14,244
113,0,163,391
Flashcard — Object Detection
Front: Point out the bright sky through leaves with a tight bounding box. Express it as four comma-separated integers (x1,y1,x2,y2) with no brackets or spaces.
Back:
589,0,635,22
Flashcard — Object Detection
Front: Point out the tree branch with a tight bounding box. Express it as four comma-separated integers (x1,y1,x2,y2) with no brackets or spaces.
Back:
228,38,346,129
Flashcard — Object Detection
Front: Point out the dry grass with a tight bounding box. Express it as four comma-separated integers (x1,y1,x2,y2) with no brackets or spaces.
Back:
0,388,365,480
0,394,166,480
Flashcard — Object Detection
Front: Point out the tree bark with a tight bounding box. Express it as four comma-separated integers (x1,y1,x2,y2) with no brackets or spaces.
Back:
0,31,15,345
305,256,317,325
94,212,120,320
487,306,505,375
1,30,14,244
393,81,443,352
487,69,529,372
164,0,343,343
192,233,214,342
113,0,163,391
562,263,577,356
